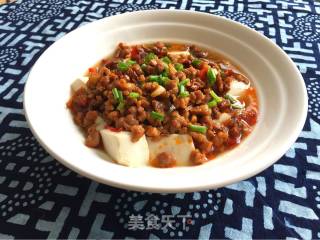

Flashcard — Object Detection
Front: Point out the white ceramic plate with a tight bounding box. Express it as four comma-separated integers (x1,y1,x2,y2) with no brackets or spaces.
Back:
24,10,308,193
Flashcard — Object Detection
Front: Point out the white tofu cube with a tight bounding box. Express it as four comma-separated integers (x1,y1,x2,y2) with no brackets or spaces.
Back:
147,134,195,166
100,129,149,167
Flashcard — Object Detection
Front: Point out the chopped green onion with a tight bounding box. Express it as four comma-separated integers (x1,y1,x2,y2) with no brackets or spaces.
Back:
160,76,170,85
174,63,184,71
225,94,237,104
188,124,207,134
112,87,124,110
231,102,245,109
178,79,190,97
162,61,169,75
117,60,136,72
118,90,124,102
117,62,129,72
179,84,185,92
160,62,169,77
112,87,125,110
162,67,169,77
129,92,140,99
161,56,171,64
225,94,245,109
149,75,160,82
117,101,125,111
210,90,222,103
144,52,156,64
141,63,147,70
178,84,189,98
112,88,120,101
179,91,190,98
207,67,217,85
192,59,202,68
149,75,169,86
150,111,164,121
126,59,136,66
178,78,190,87
208,100,217,108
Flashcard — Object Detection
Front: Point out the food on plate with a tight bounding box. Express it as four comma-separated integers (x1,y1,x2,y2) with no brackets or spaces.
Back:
67,42,258,167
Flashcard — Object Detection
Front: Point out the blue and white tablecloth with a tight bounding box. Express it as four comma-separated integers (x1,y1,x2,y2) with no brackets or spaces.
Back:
0,0,319,239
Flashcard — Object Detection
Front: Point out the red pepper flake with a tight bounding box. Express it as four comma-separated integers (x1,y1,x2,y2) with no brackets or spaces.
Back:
199,64,209,81
105,126,122,132
130,46,139,60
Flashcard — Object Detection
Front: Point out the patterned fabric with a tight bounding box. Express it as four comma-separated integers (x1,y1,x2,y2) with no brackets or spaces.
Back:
0,0,319,239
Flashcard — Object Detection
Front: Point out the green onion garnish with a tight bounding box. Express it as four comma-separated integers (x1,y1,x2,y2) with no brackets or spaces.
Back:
117,60,136,72
161,62,169,77
118,90,124,102
231,102,245,109
174,63,184,71
149,75,160,82
192,59,202,68
117,62,129,72
126,59,136,65
178,78,190,97
160,76,170,85
117,101,125,111
149,75,169,86
178,78,190,87
210,90,222,103
112,88,120,101
178,85,189,97
188,124,207,134
161,56,171,64
225,94,237,104
225,94,245,109
141,63,147,70
150,111,164,121
112,88,125,110
207,67,217,86
178,84,189,98
179,91,190,98
129,92,140,99
162,67,169,77
208,100,217,108
144,52,156,64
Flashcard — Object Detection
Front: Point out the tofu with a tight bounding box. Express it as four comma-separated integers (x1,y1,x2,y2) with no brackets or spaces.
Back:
100,129,149,167
227,80,249,97
147,134,195,166
71,76,89,92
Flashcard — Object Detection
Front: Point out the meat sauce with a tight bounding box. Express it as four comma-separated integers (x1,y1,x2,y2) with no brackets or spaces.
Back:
67,42,258,168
